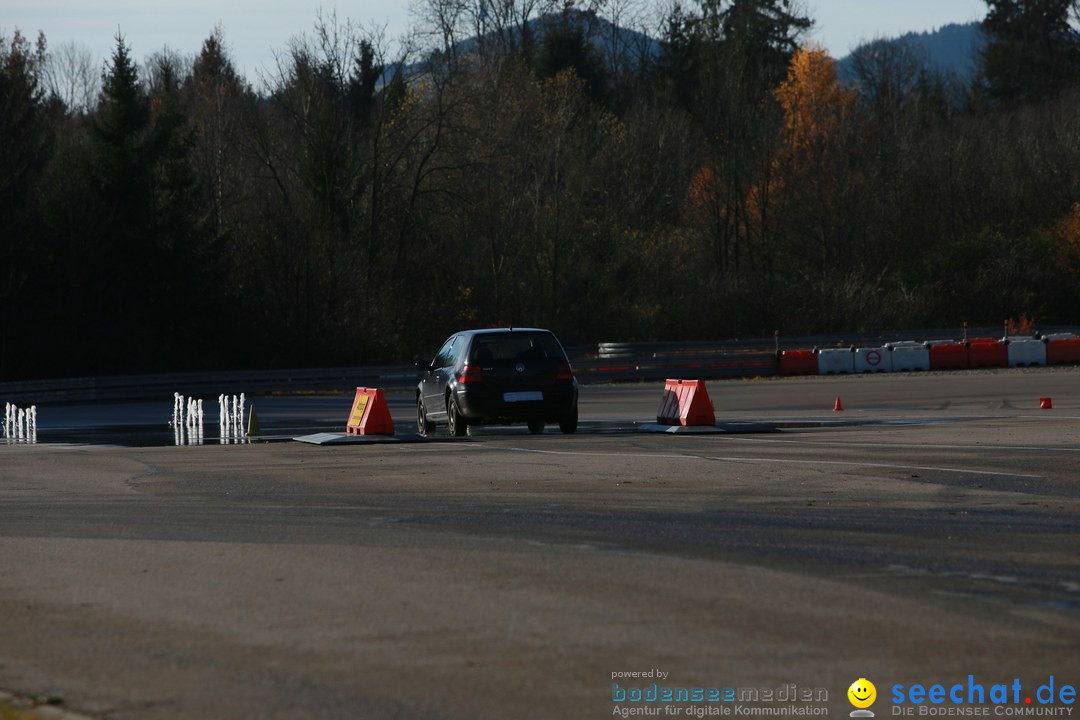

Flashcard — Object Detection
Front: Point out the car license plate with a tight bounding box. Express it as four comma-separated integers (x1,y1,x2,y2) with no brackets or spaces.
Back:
504,391,543,403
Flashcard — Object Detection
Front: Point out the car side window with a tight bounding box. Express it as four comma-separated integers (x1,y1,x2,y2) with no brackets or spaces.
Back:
434,336,457,369
447,337,462,367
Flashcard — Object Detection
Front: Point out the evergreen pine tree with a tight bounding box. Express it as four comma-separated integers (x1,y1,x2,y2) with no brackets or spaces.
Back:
980,0,1080,104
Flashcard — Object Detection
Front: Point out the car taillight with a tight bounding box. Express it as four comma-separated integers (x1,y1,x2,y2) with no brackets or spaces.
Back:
458,365,483,383
556,362,573,381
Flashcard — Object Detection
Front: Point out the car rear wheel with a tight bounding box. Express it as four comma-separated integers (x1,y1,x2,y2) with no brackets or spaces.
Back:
559,408,578,434
447,397,467,437
527,419,545,434
417,396,432,436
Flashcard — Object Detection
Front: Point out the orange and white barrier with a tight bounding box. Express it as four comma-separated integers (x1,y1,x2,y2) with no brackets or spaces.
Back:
854,347,892,373
1047,337,1080,365
927,341,969,371
968,338,1008,368
887,342,930,372
1007,338,1046,367
346,387,395,436
761,332,1080,377
817,348,854,375
778,350,818,376
656,379,715,426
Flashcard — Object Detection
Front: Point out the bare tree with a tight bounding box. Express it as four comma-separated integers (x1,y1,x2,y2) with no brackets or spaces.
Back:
144,46,192,95
595,0,656,86
410,0,470,61
411,0,560,65
42,40,100,113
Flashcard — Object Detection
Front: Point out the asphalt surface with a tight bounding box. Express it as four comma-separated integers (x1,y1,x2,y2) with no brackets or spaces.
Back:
2,369,1079,719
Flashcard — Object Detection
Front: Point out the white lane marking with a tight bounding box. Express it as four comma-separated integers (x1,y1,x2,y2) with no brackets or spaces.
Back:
702,455,1045,479
491,447,1045,479
708,435,1080,454
1017,415,1080,420
392,443,699,461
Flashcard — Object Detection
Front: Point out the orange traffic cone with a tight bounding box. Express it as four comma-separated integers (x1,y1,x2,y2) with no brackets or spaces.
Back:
1040,397,1053,410
833,396,844,412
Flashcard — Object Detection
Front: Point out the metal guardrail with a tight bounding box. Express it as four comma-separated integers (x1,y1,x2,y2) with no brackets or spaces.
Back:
0,354,778,404
595,326,1080,357
4,327,1077,404
576,353,778,382
0,366,414,404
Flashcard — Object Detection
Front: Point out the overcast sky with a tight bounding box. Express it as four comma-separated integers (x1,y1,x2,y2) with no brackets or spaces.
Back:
4,0,989,81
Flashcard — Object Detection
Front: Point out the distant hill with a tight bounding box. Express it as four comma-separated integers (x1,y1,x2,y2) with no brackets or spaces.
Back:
408,10,659,71
404,15,984,91
837,22,986,86
386,10,660,90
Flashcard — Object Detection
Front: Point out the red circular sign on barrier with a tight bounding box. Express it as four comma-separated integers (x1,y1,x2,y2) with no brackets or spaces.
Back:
866,350,882,366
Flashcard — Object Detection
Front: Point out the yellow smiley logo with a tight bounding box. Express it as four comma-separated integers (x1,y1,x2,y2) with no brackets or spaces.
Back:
848,678,877,709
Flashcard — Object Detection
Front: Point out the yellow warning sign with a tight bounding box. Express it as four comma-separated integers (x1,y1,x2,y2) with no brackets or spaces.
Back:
345,387,395,436
349,394,369,427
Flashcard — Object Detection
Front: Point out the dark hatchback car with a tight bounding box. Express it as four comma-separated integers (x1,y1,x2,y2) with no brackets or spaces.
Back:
416,328,579,436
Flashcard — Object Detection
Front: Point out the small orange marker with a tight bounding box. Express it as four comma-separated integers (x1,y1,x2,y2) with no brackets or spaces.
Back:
833,396,844,412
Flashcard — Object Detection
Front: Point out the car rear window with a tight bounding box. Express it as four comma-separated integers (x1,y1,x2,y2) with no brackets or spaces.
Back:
469,332,565,363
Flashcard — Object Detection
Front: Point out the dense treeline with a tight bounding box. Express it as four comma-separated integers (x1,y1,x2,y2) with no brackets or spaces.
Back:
2,0,1080,379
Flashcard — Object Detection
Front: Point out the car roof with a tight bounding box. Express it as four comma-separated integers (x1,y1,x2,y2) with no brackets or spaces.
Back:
454,328,553,338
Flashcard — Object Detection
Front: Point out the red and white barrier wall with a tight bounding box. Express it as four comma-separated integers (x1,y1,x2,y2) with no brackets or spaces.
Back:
887,342,930,372
777,334,1078,377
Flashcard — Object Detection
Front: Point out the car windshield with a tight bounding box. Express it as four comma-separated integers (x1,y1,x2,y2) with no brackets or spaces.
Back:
469,332,564,363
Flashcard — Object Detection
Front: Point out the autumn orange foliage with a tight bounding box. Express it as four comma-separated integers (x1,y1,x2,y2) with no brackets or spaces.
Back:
773,45,855,168
1006,314,1037,336
687,163,719,221
1059,202,1080,268
686,45,855,234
